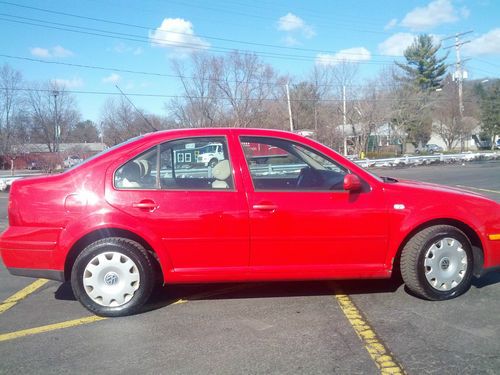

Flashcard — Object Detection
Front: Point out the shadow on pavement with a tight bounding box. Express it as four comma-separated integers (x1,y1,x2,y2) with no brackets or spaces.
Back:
54,271,500,315
473,271,500,288
142,276,405,313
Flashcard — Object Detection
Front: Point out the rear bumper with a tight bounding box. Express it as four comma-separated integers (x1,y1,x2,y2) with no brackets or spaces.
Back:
0,226,64,278
7,267,65,281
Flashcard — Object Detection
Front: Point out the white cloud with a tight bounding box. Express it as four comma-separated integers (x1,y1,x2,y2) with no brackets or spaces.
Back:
30,45,73,58
401,0,467,30
52,77,83,89
278,13,303,31
149,18,210,54
378,33,416,56
113,43,143,55
283,36,300,46
384,18,398,30
316,47,371,66
51,45,73,58
277,13,315,39
464,28,500,56
102,73,121,84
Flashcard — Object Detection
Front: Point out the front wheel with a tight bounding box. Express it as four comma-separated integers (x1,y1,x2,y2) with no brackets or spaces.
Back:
401,225,473,300
71,238,154,317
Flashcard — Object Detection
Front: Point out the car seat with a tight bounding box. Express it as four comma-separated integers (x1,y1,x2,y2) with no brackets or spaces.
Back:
211,160,231,189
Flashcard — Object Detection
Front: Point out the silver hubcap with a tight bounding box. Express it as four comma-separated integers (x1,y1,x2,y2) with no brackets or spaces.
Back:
83,252,140,307
424,237,468,291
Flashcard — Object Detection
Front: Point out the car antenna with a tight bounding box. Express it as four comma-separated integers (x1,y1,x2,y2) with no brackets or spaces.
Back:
115,85,158,132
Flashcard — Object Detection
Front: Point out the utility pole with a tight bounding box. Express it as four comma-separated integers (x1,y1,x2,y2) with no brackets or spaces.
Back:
52,90,59,153
342,85,347,156
285,83,293,132
443,31,472,152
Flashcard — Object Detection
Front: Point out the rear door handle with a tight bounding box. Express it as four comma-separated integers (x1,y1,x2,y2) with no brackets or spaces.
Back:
132,200,158,211
253,204,278,212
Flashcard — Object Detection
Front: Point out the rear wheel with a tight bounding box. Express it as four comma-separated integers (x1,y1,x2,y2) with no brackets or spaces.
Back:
401,225,473,300
71,237,154,317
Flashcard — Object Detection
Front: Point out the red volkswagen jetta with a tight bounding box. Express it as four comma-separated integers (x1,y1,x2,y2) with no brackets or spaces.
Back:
1,128,499,317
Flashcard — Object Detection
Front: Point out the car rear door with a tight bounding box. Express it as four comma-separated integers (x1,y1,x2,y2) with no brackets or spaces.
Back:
105,134,250,281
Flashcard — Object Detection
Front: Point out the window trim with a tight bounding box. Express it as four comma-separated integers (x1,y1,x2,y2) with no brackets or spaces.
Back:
113,135,236,192
239,135,352,193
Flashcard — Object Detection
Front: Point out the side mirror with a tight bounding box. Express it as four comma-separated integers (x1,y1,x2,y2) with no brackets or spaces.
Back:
343,174,362,192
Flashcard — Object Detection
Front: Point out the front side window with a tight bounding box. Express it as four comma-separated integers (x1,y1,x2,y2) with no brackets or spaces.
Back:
114,137,233,190
240,136,347,191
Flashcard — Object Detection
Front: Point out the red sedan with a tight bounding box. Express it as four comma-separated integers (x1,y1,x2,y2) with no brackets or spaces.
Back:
1,128,499,317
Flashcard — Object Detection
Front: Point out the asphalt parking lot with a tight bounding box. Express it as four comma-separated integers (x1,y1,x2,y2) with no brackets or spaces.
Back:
1,160,500,374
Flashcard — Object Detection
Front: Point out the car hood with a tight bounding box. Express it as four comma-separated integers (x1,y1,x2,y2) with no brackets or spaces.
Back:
383,178,499,209
395,179,486,197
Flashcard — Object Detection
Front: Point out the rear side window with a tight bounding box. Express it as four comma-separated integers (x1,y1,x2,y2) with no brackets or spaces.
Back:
114,137,234,190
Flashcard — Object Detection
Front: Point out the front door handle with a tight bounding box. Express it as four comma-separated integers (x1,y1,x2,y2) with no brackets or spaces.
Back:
133,200,158,211
253,204,278,212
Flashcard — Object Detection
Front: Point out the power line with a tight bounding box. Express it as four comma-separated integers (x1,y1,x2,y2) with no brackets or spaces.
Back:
0,2,401,58
0,15,399,65
0,0,395,39
2,86,471,104
0,53,397,88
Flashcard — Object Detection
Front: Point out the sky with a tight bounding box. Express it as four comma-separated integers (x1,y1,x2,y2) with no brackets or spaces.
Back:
1,0,499,123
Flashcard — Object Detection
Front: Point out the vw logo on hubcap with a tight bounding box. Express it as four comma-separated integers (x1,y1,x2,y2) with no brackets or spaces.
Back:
440,258,450,271
104,272,119,286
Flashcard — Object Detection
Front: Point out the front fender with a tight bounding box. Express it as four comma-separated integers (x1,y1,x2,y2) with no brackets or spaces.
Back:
386,200,487,267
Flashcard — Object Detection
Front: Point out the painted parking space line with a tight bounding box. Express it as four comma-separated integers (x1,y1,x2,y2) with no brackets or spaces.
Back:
0,316,107,342
456,185,500,194
332,286,405,375
0,279,49,314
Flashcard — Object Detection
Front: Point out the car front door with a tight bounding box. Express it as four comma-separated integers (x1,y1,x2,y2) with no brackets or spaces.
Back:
238,136,389,278
105,135,249,280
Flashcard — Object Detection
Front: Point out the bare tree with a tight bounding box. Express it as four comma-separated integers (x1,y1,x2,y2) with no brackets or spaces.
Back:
27,81,80,152
169,54,221,127
214,51,284,127
101,97,164,145
351,81,389,155
433,76,461,150
168,52,285,128
66,120,100,143
0,64,24,156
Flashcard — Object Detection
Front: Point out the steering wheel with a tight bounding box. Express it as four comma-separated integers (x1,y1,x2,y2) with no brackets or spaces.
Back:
297,167,322,188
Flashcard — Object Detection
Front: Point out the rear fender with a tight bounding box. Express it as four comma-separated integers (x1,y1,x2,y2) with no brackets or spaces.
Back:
56,210,174,278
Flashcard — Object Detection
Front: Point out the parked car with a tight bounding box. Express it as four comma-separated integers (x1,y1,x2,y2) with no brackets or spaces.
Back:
495,139,500,150
416,143,444,154
0,176,24,192
64,155,84,168
1,128,499,317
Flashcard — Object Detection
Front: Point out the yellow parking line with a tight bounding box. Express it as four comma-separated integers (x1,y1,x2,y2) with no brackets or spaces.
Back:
456,185,500,194
0,316,107,342
333,288,405,374
0,279,49,314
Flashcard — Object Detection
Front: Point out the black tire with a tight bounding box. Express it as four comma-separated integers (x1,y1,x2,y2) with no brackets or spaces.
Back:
400,225,473,300
71,237,155,317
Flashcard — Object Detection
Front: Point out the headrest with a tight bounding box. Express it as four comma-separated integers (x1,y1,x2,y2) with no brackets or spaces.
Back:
121,161,141,182
212,160,231,181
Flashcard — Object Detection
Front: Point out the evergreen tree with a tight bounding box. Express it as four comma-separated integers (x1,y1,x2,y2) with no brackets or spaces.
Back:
479,81,500,149
396,34,448,91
